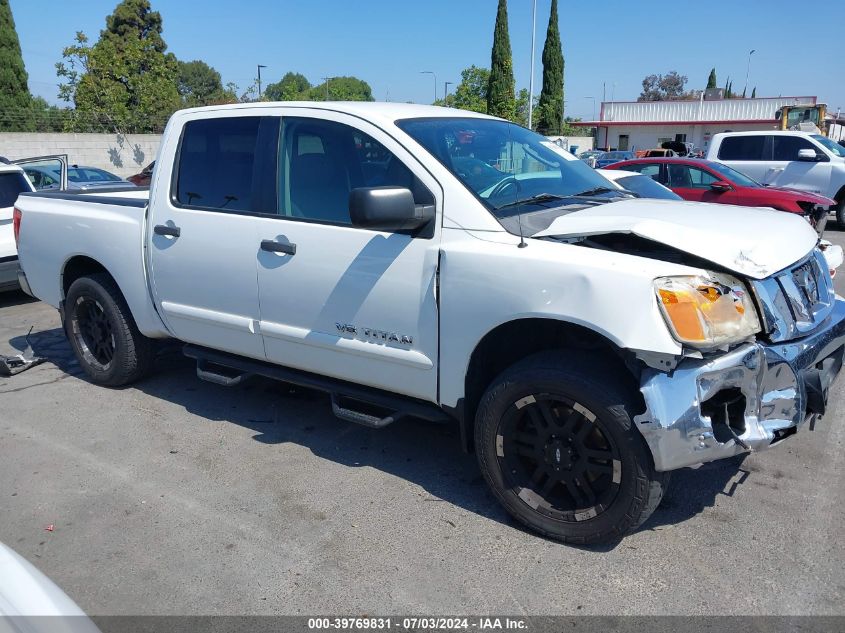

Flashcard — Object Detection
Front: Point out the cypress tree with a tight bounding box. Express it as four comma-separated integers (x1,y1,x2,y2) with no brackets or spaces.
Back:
706,68,717,90
536,0,563,134
0,0,33,131
751,86,756,98
487,0,515,120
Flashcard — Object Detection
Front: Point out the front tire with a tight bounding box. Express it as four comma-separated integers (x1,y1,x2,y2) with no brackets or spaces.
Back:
475,352,668,545
836,198,845,228
64,273,155,387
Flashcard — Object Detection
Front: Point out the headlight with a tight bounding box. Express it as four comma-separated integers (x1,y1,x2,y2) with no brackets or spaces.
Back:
654,273,760,349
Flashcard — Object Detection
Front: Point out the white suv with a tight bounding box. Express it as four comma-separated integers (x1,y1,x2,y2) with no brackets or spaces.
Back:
707,130,845,223
0,161,35,291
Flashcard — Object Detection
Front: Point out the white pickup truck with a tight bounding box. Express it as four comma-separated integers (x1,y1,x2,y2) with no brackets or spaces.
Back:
13,103,845,544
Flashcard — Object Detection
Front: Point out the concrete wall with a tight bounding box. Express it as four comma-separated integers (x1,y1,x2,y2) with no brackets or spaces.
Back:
546,135,595,153
0,133,161,178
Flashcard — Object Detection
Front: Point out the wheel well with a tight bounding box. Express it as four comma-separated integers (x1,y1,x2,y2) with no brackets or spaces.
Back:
458,319,641,453
835,185,845,205
62,256,112,298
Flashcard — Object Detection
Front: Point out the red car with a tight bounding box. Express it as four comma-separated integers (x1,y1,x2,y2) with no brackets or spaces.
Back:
606,157,835,232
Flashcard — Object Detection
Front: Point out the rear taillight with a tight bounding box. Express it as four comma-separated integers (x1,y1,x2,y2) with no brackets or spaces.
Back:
12,208,22,247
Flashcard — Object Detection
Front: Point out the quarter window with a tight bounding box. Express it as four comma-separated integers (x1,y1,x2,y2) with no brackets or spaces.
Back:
175,117,262,212
717,135,765,161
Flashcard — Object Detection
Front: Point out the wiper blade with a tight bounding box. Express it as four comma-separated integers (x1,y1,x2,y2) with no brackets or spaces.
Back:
496,193,568,211
571,186,627,197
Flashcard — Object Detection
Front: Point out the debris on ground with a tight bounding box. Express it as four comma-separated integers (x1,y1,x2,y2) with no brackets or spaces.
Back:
0,328,46,376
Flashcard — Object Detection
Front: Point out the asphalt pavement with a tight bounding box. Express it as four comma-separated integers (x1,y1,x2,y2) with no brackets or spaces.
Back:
1,230,843,616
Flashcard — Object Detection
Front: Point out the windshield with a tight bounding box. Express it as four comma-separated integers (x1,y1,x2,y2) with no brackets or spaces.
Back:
705,161,760,187
812,134,845,158
68,167,122,183
397,118,621,217
615,174,681,200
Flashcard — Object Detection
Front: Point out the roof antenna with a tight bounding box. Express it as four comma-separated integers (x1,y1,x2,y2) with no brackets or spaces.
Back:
516,211,527,248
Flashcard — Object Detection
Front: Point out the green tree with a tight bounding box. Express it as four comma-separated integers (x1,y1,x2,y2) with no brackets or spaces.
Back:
487,0,515,119
441,65,489,113
177,60,234,107
264,72,311,101
638,71,690,101
307,76,373,101
0,0,33,131
706,68,717,89
536,0,563,134
56,0,180,133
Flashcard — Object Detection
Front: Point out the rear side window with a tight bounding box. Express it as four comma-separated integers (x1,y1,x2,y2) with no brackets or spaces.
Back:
174,117,262,212
0,172,31,208
717,135,765,161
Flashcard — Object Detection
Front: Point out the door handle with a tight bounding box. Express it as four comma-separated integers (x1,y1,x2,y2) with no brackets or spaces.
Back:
154,224,181,238
261,239,296,255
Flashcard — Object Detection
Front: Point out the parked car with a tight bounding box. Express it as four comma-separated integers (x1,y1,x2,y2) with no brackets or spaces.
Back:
0,161,35,291
598,168,683,200
14,102,845,545
577,150,603,168
23,164,134,191
128,161,155,186
635,148,677,158
606,157,834,233
594,150,635,168
0,542,100,627
706,130,845,224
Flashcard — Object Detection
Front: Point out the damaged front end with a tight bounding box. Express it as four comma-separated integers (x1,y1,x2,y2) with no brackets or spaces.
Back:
635,249,845,471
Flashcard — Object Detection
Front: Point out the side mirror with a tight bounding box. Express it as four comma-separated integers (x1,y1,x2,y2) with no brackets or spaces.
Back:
349,187,434,232
798,148,818,161
710,180,732,192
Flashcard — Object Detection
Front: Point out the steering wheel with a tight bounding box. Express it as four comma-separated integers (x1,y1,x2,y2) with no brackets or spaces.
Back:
488,176,521,199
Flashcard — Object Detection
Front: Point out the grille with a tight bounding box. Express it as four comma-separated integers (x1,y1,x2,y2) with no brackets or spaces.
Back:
752,250,835,343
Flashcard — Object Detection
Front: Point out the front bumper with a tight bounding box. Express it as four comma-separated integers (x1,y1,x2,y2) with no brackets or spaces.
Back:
0,256,20,291
637,298,845,471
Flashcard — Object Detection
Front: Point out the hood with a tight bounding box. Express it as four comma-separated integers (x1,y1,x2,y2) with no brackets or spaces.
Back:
760,185,835,205
532,197,818,280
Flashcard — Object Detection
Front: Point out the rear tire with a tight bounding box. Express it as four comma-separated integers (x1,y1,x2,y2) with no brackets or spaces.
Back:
64,273,155,386
475,351,668,545
836,198,845,228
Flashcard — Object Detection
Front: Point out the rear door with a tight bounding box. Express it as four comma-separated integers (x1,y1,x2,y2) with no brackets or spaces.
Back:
146,114,273,359
252,110,442,401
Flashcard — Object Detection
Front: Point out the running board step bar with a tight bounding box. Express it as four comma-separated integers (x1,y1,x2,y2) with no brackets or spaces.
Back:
330,394,405,428
196,359,252,387
183,344,449,426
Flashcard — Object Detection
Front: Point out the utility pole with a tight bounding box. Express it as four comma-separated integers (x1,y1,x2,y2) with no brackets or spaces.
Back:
744,49,756,97
257,64,267,100
444,81,453,102
528,0,537,129
321,77,330,100
420,71,437,103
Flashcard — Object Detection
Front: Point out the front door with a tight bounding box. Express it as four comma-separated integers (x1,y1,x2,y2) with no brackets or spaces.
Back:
147,115,274,359
253,111,441,401
764,135,832,194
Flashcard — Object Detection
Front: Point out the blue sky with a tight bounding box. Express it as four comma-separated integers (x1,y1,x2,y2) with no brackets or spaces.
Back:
10,0,843,121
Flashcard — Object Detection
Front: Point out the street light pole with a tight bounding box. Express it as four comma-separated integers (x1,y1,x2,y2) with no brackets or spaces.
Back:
444,81,453,101
528,0,537,129
744,49,756,96
420,71,437,103
257,64,267,100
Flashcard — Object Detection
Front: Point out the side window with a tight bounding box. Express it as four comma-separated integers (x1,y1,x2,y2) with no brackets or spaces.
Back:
668,165,718,188
0,172,31,207
279,117,432,225
717,135,765,161
175,117,262,212
772,136,820,161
